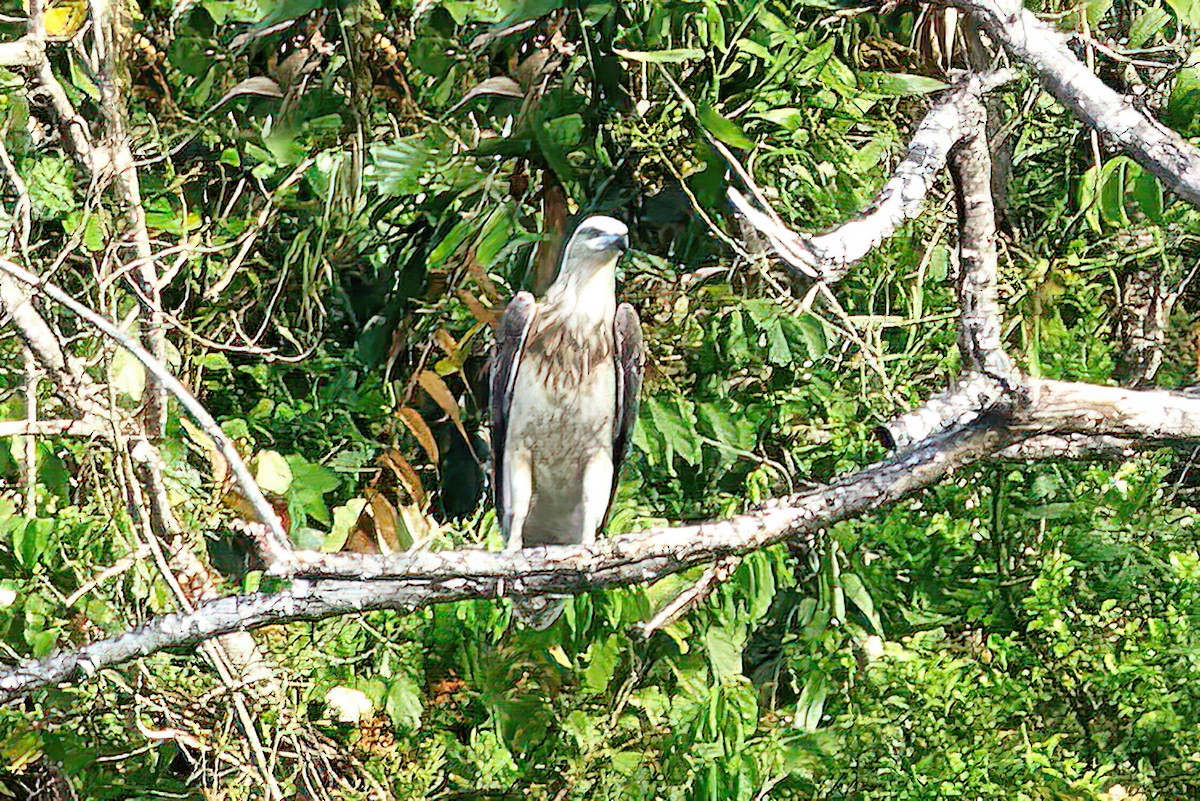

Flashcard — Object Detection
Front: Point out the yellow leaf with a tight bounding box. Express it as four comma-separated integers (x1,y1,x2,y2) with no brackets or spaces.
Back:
25,0,88,41
253,450,293,495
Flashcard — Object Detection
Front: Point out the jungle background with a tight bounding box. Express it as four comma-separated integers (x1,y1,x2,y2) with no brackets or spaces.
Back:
2,0,1200,797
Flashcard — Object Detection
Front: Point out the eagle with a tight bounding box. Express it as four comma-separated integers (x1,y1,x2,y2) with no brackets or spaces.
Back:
490,215,645,628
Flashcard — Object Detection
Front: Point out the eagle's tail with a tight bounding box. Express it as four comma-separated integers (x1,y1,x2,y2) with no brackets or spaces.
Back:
512,597,566,630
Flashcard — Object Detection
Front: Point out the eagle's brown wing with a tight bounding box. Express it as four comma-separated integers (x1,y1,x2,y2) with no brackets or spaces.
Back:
490,291,537,537
608,302,645,518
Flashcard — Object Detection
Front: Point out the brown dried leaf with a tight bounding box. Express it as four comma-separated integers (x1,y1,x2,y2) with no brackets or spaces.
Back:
369,490,404,553
397,502,434,547
395,406,440,464
433,328,459,357
458,288,501,328
466,257,501,301
378,450,427,508
418,370,472,448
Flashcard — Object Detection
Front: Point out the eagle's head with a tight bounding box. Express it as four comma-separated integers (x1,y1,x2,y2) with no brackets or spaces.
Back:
561,216,628,276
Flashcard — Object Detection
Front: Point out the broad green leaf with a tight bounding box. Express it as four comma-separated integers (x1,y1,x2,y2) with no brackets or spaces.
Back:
791,315,828,358
13,520,52,569
385,676,424,731
699,104,754,149
541,113,585,148
796,675,828,731
254,450,294,495
25,157,76,219
1085,0,1113,27
109,347,146,401
860,73,949,97
1167,60,1200,136
704,625,745,678
647,396,701,467
583,634,621,693
1129,6,1172,46
841,572,882,634
1166,0,1200,28
287,455,341,526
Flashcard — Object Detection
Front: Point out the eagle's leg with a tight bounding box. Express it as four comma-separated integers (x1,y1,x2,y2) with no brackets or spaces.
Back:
578,450,615,546
503,446,533,553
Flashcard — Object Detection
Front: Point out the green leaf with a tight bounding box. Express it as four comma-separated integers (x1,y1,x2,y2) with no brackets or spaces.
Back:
699,104,754,149
790,315,828,358
1167,60,1200,136
796,674,828,731
286,455,341,526
613,47,705,63
583,634,621,693
385,676,424,731
860,72,949,97
1085,0,1114,27
697,401,756,453
254,450,294,495
704,625,745,678
13,520,53,569
109,347,146,401
367,134,452,196
647,396,701,467
841,573,882,634
324,498,367,553
541,113,585,149
25,157,76,220
1129,6,1172,47
1166,0,1200,28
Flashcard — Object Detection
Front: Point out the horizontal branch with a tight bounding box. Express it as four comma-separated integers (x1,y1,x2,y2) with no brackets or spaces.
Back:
0,36,42,67
949,0,1200,206
0,421,1015,702
1026,379,1200,439
877,372,1012,450
0,418,107,437
997,433,1136,460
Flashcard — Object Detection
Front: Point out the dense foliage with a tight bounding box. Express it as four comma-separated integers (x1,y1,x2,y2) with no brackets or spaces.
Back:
2,0,1200,797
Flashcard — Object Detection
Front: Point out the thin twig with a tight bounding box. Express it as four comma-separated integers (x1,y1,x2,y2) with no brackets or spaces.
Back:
641,555,742,636
0,259,291,552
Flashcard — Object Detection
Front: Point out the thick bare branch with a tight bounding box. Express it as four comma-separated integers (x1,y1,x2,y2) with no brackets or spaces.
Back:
0,37,42,68
997,433,1136,460
882,99,1019,451
1025,379,1200,440
948,98,1015,381
91,0,167,435
947,0,1200,205
22,0,98,172
1113,267,1170,388
0,421,1018,703
726,70,1015,280
9,367,1200,703
877,372,1009,450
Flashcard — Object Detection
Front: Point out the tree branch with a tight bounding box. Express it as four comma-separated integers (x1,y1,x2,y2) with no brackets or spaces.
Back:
0,420,1016,703
726,70,1015,280
946,0,1200,205
7,364,1200,703
0,259,291,552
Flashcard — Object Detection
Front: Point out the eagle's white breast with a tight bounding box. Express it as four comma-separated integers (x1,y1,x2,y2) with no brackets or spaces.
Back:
504,269,618,545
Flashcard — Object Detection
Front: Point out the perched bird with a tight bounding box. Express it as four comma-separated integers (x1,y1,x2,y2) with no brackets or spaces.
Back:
490,215,645,628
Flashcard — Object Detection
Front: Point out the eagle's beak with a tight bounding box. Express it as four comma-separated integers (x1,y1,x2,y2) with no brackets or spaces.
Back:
598,232,629,253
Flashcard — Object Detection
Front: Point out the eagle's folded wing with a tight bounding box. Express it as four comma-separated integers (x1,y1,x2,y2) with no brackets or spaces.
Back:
610,302,645,516
490,291,537,533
